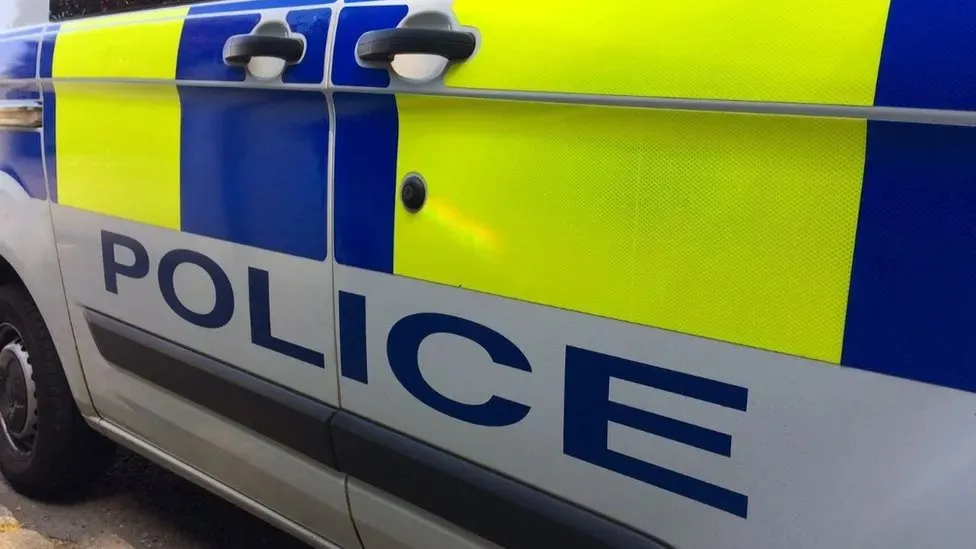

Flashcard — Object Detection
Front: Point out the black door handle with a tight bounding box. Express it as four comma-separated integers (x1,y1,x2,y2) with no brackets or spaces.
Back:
223,35,305,65
357,28,476,63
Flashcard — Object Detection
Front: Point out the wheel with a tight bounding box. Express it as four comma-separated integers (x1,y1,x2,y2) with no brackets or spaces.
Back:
0,283,114,499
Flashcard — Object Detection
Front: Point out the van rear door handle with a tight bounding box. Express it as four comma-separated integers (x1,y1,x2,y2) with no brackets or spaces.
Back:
223,35,305,65
357,28,476,63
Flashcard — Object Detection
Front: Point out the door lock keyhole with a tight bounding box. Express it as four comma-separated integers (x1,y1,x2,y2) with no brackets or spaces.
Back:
401,174,427,213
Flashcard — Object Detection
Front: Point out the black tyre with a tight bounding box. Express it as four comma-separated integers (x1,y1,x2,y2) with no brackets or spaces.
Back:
0,283,115,499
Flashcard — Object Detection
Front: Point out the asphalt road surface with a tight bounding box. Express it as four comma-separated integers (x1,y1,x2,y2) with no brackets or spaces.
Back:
0,449,314,549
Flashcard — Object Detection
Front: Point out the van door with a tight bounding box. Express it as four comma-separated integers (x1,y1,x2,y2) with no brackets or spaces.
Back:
44,1,358,546
330,2,976,549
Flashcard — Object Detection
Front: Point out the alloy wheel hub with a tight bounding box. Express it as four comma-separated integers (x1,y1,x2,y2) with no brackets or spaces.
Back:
0,337,36,452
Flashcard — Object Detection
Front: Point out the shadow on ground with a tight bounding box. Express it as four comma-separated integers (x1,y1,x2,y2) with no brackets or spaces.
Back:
0,449,313,549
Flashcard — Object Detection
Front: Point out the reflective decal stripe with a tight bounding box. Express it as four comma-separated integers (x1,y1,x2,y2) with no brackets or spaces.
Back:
0,36,39,80
331,1,976,394
52,8,188,230
55,82,183,229
331,0,976,112
0,25,45,200
178,87,329,260
187,0,336,16
333,92,398,271
283,8,331,85
843,121,976,393
447,0,891,106
335,92,866,364
0,129,45,199
0,27,47,202
52,8,189,79
0,86,39,102
849,0,976,385
392,97,864,364
42,7,331,260
39,25,55,79
176,12,259,82
874,0,976,110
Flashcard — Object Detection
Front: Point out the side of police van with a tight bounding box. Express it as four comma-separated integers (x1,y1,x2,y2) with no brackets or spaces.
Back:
0,0,974,547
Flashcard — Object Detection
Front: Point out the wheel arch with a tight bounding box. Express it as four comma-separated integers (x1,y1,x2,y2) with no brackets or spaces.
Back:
0,177,96,417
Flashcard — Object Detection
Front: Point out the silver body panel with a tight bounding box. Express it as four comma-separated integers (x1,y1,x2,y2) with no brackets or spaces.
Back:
0,1,971,548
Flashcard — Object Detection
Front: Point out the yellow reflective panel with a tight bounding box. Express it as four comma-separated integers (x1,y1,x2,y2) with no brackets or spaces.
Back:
53,6,188,79
55,83,181,229
448,0,890,106
394,96,866,363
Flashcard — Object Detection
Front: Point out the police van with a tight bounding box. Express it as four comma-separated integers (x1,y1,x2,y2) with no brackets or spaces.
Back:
0,0,972,547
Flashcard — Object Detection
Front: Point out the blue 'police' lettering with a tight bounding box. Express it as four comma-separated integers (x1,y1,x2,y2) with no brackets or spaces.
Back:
99,233,755,515
158,249,234,329
101,230,149,294
248,267,325,367
338,291,368,382
386,312,531,427
563,346,749,518
101,233,326,364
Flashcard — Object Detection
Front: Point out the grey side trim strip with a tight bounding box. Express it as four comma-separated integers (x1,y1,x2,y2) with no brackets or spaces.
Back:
38,76,976,126
331,414,672,549
0,103,41,129
84,309,338,467
84,311,672,549
332,86,976,127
